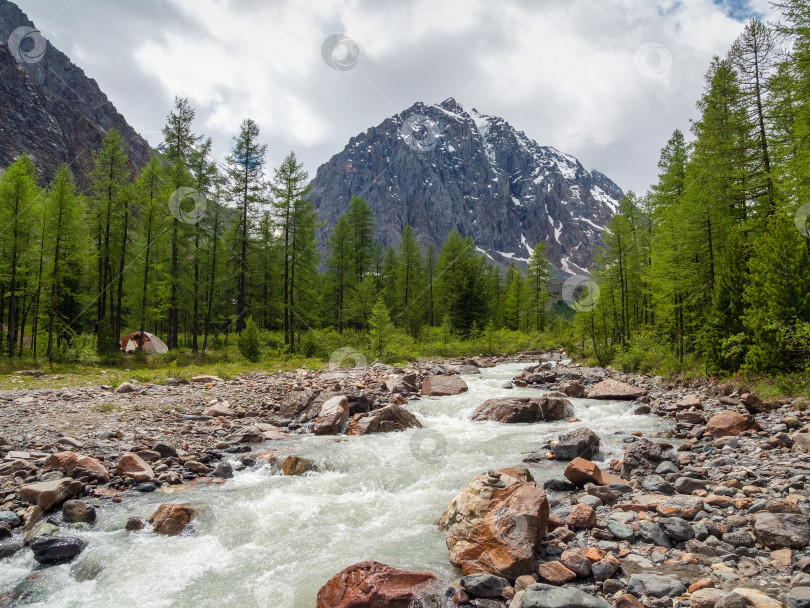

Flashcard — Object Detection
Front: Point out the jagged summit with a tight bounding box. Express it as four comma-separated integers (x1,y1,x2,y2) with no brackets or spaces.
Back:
310,98,623,276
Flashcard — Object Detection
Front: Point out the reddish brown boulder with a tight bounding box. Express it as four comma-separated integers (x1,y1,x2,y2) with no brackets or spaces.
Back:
705,410,754,438
421,375,468,396
563,458,624,487
115,453,154,482
148,503,197,536
537,561,576,585
316,561,435,608
313,396,350,436
347,404,421,435
203,402,236,417
472,356,495,368
566,503,597,529
471,397,573,423
437,466,549,578
586,379,646,400
44,451,109,483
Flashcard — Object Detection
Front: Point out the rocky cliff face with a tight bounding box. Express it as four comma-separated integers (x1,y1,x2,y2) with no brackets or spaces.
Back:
310,98,623,275
0,0,150,184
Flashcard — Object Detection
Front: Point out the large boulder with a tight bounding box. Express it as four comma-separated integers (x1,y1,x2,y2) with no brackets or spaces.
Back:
553,428,600,460
564,458,624,487
347,404,421,435
586,379,646,400
521,583,612,608
148,503,197,536
283,456,316,476
471,397,573,424
437,466,549,578
313,396,350,436
753,512,810,549
315,561,435,608
705,411,755,438
44,451,109,483
421,375,468,396
20,478,83,511
115,453,154,482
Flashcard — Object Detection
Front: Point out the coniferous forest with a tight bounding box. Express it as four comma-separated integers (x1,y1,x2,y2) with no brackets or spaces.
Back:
0,2,808,388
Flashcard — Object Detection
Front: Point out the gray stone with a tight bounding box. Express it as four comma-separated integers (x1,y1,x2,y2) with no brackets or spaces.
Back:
655,461,680,476
460,573,509,598
659,517,694,543
638,521,671,548
62,500,96,524
0,540,23,559
30,536,87,565
592,558,620,581
214,461,234,479
607,520,634,540
522,583,612,608
627,573,687,598
0,511,21,527
753,512,810,549
722,530,755,548
642,475,675,495
554,428,600,461
786,587,810,608
675,476,706,494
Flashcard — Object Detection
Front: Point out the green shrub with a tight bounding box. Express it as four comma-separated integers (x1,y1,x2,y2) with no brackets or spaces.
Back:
238,317,261,363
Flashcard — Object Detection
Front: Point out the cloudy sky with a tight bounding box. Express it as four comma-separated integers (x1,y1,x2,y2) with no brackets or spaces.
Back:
16,0,775,194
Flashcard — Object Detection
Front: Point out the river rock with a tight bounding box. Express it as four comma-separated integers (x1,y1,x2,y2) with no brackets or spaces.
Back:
471,397,573,423
564,458,624,487
691,589,727,608
313,396,350,435
656,495,705,520
347,404,421,435
705,411,755,438
521,583,612,608
627,573,687,598
437,466,549,578
421,375,468,396
538,561,577,584
315,561,435,608
148,503,197,536
44,451,109,483
621,438,668,479
283,456,316,476
753,512,810,549
586,379,646,400
62,500,96,523
29,536,87,565
0,540,23,559
566,503,596,529
460,573,510,598
224,425,264,443
733,588,783,608
20,478,83,511
553,428,600,460
559,381,586,398
115,453,154,482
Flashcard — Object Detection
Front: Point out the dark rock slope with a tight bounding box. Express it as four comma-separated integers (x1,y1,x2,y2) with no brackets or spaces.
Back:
0,0,150,184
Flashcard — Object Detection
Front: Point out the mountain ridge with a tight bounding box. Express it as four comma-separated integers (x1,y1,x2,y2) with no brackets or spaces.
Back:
310,97,623,276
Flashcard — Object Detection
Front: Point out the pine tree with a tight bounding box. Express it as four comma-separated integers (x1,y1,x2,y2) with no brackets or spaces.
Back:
327,214,353,332
527,242,551,331
369,297,391,358
346,196,375,283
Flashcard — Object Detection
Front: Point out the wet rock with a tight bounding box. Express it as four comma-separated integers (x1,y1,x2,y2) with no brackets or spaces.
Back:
559,381,586,398
460,573,510,598
125,517,145,531
420,375,468,396
224,425,264,443
553,428,600,461
0,540,23,559
148,503,197,536
283,456,316,476
62,500,96,523
213,461,233,479
471,397,573,423
30,536,87,565
184,460,211,475
313,396,350,436
564,458,624,487
347,404,421,435
115,453,155,483
437,466,549,578
20,478,83,511
586,379,646,400
705,411,755,438
0,511,22,527
627,573,687,598
315,561,435,608
753,512,810,549
521,583,612,608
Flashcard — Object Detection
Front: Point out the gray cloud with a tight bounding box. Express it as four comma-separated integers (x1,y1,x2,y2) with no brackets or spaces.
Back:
15,0,773,193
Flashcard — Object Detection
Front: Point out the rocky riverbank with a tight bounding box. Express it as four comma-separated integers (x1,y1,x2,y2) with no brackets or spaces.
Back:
1,352,810,608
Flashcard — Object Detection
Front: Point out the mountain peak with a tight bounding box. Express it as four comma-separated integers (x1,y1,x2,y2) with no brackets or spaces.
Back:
310,99,623,276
